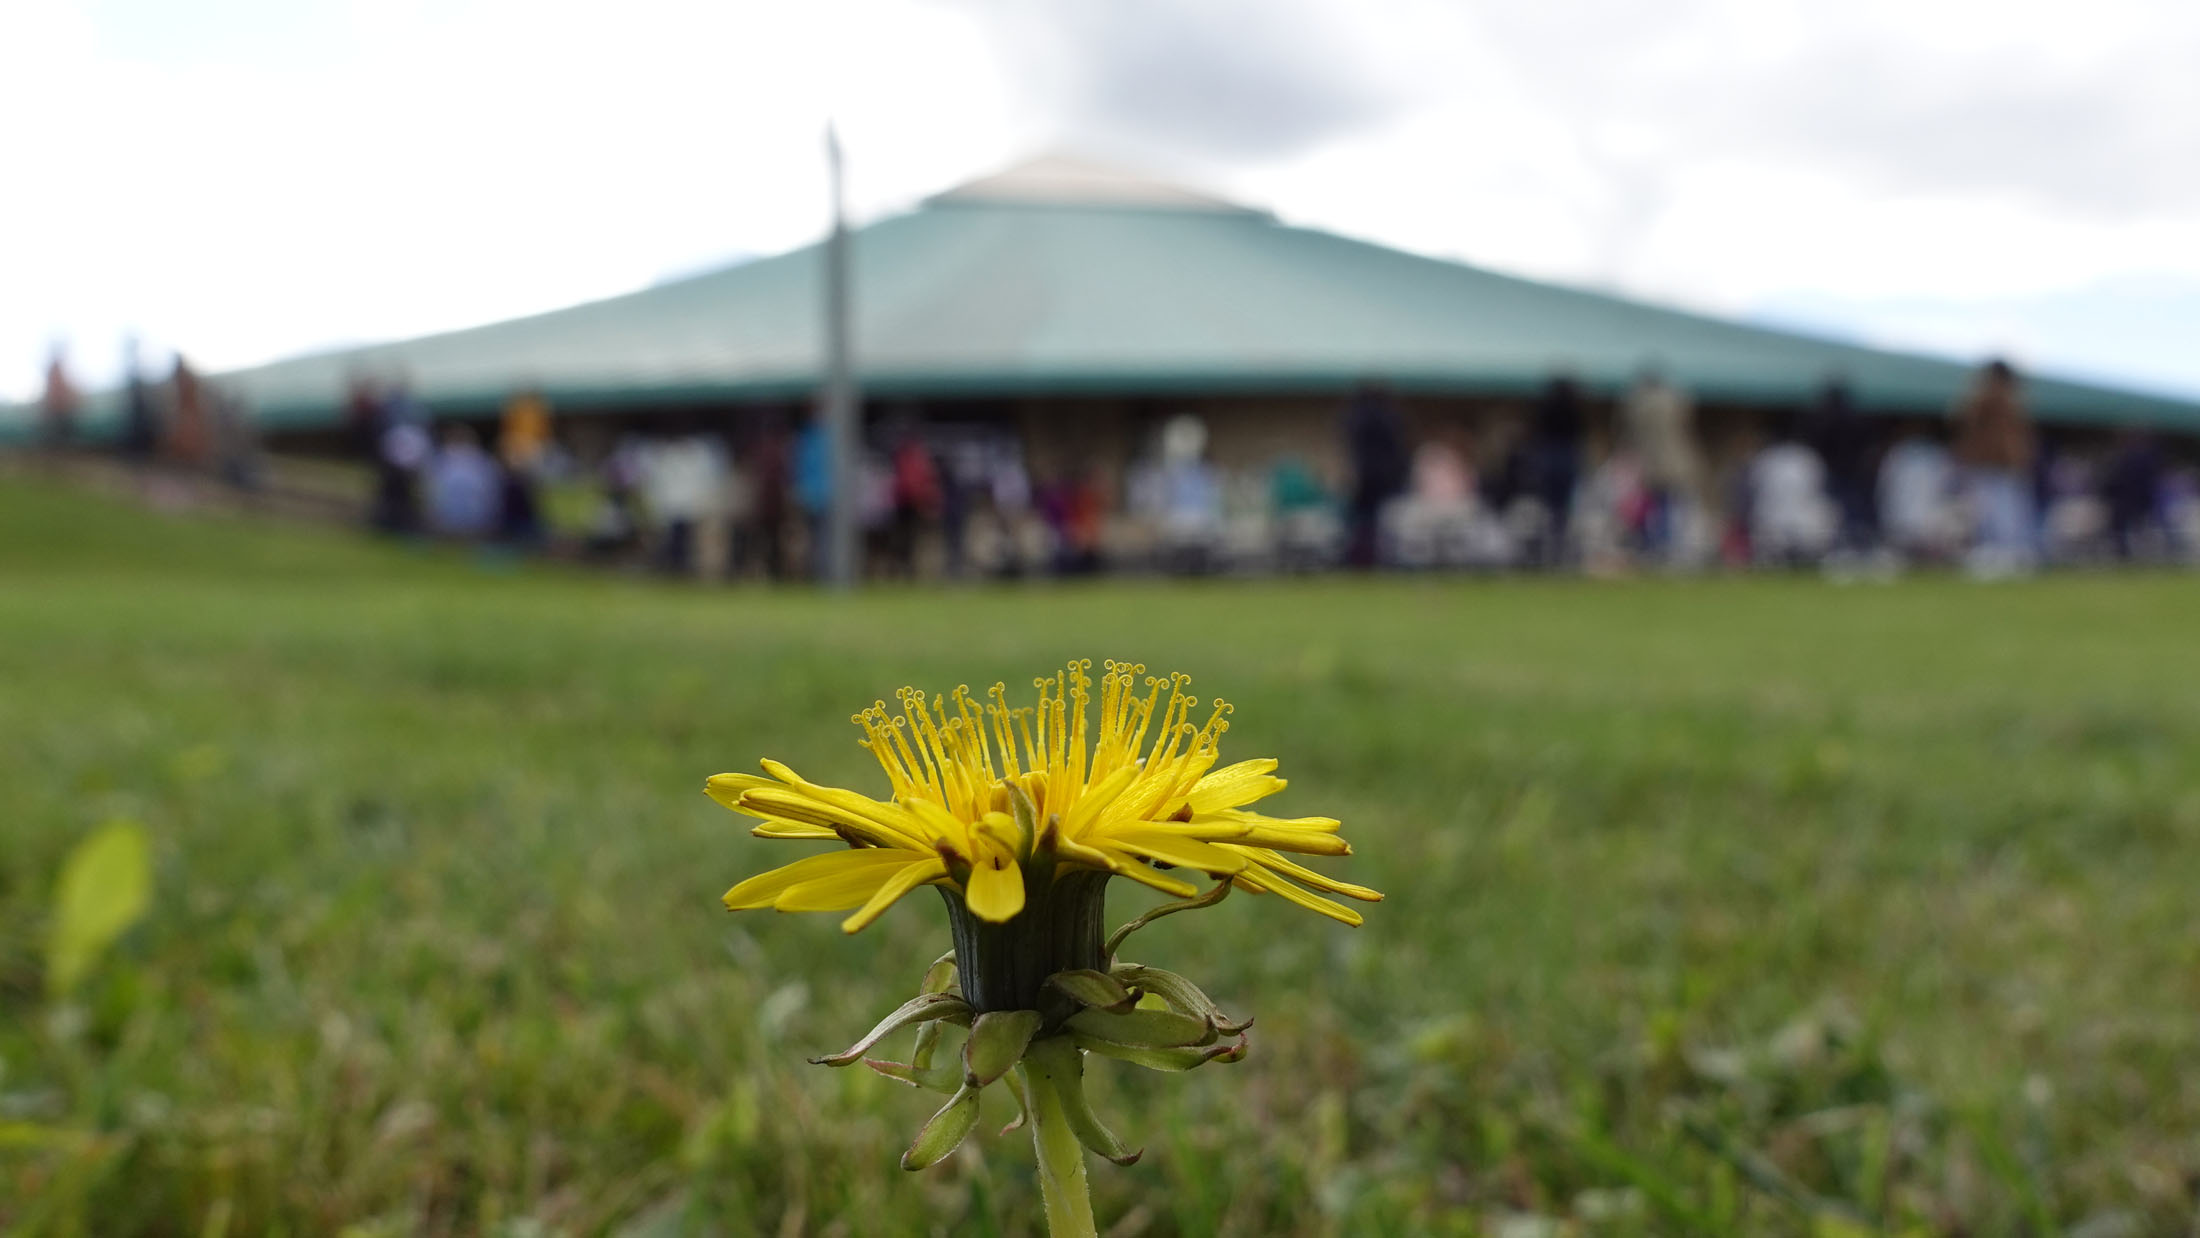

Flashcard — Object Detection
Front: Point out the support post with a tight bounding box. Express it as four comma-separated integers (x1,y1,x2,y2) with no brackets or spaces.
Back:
821,123,861,589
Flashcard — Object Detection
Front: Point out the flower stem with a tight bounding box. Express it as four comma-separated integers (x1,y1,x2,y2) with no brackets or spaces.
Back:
1021,1043,1099,1238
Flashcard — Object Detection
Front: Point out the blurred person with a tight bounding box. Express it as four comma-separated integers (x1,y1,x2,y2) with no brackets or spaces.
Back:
938,441,986,581
886,425,942,578
118,337,158,461
962,491,1010,578
39,343,81,448
343,374,385,461
1716,423,1761,568
212,386,264,491
1219,467,1278,571
794,415,833,579
2031,430,2062,549
1622,364,1704,564
585,435,646,558
498,388,553,471
990,441,1033,516
747,422,793,579
2101,429,2167,562
1155,414,1223,574
1042,468,1107,576
1952,358,2037,576
2039,449,2105,564
983,442,1044,578
696,448,739,584
1387,438,1479,568
495,455,544,548
1341,381,1409,568
164,355,212,468
2165,467,2200,562
1574,445,1646,575
383,380,432,432
495,388,552,548
1515,374,1586,568
1877,420,1958,563
1802,376,1876,554
425,424,500,538
857,448,897,577
719,444,757,579
1746,415,1834,567
1269,453,1338,571
370,381,431,534
644,430,728,576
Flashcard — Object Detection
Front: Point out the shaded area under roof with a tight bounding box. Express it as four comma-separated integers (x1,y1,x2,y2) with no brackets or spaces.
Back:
75,158,2200,433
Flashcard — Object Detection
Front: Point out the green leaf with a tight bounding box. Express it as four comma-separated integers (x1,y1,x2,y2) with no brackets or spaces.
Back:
862,1057,962,1094
1071,1033,1245,1072
1066,1006,1216,1048
920,950,958,995
1047,968,1138,1013
998,1067,1031,1134
911,953,962,1070
46,819,152,999
964,1009,1043,1086
1029,1038,1142,1166
900,1084,982,1170
0,1121,85,1149
910,1019,945,1070
1110,963,1252,1034
810,992,971,1067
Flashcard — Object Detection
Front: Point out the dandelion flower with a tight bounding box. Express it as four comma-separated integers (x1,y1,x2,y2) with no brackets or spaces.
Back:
703,659,1380,1235
712,662,1376,979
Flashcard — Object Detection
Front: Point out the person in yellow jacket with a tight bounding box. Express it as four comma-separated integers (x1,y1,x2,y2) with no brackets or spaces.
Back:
499,388,552,472
496,388,553,545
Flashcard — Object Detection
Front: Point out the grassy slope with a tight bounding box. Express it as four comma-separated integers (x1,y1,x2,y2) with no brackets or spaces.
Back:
2,479,2197,1235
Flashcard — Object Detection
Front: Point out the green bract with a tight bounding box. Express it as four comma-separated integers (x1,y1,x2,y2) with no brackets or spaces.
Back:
817,879,1255,1189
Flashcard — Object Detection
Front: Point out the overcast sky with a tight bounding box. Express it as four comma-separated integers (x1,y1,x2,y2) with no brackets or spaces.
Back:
4,0,2197,402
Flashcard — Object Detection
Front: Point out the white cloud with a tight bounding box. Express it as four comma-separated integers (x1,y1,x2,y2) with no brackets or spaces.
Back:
5,0,2197,402
0,0,1029,396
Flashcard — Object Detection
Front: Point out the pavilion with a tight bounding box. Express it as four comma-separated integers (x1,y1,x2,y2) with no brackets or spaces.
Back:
33,156,2200,473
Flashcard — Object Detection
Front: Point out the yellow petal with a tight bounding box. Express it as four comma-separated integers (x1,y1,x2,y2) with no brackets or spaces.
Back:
1153,819,1346,854
901,796,974,856
965,855,1026,923
1186,759,1284,813
776,852,939,912
1232,863,1365,925
1102,857,1201,898
1060,764,1139,840
841,857,950,933
750,818,840,840
1143,818,1254,841
971,810,1023,855
1111,763,1202,825
739,787,925,851
756,760,933,845
723,848,913,910
1104,827,1251,877
1226,846,1383,901
1052,836,1201,898
1228,826,1350,856
1201,808,1341,832
706,773,774,812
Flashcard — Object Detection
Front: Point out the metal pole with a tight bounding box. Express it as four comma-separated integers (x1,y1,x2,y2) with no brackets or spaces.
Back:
821,123,861,590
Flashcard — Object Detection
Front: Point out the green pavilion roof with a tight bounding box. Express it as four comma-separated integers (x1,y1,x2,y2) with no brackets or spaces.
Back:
32,157,2200,434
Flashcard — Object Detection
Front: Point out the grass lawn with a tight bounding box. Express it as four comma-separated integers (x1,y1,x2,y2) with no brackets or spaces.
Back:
3,477,2198,1236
